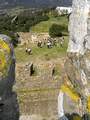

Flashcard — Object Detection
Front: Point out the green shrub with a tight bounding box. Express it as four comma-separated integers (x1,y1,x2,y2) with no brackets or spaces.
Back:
49,24,63,38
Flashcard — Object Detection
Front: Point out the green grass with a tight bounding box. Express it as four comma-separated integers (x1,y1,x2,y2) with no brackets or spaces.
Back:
31,16,68,34
15,36,68,63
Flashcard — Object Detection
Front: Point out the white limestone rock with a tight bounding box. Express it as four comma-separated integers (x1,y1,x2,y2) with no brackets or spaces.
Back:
68,0,89,54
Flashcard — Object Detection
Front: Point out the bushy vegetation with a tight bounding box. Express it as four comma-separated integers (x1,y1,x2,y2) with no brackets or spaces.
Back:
49,23,68,38
0,10,49,46
0,12,49,33
31,16,68,34
49,24,63,38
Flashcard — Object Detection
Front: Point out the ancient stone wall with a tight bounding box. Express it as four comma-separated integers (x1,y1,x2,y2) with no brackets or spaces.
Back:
15,60,63,117
18,32,50,45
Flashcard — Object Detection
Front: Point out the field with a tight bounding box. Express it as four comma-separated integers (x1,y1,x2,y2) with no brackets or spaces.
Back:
31,16,68,34
15,36,68,63
15,15,69,63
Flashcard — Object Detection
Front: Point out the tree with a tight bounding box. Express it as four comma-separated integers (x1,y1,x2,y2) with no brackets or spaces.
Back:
49,24,63,38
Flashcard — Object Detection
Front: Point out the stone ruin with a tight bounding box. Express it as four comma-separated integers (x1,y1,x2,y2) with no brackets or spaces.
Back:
0,34,19,120
18,32,50,45
58,0,90,120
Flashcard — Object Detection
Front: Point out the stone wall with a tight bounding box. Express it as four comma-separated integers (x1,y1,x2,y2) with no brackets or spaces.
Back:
18,32,50,45
14,60,63,118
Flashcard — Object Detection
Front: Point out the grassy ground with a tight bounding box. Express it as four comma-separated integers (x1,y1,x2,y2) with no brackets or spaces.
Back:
15,15,69,63
31,16,68,34
15,36,68,63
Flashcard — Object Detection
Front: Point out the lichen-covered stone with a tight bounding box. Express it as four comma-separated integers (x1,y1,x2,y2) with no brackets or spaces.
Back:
58,0,90,118
0,34,19,120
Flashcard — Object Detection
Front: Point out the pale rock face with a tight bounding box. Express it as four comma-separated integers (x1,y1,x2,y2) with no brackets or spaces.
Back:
67,0,90,97
58,0,90,118
68,0,89,54
67,0,90,96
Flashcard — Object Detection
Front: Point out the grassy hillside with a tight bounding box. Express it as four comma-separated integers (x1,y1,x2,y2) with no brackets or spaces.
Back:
15,16,69,63
31,16,68,35
15,36,68,63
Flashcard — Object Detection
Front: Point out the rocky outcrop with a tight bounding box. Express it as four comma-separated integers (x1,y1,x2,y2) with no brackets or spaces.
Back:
67,0,90,101
0,34,19,120
58,0,90,119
